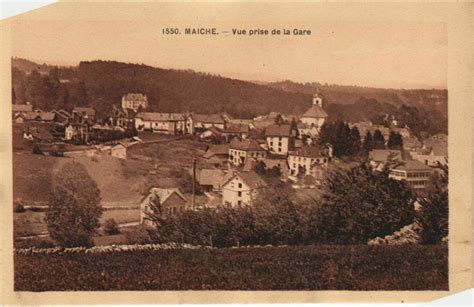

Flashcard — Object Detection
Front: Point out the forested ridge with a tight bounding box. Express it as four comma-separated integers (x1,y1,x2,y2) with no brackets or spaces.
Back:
12,58,447,135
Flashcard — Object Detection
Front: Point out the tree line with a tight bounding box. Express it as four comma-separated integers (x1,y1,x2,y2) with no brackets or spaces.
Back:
44,160,448,248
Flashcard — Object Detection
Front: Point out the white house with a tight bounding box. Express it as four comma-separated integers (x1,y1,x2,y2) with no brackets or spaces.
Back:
192,114,226,132
228,137,267,166
135,112,189,134
299,93,328,129
389,160,434,193
264,124,297,155
122,93,148,111
287,145,332,179
222,171,267,207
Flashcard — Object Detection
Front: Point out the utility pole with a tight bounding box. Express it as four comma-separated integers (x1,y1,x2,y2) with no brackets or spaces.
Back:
192,158,196,210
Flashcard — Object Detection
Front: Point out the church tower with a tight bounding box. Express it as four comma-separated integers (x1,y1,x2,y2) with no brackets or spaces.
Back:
312,93,323,108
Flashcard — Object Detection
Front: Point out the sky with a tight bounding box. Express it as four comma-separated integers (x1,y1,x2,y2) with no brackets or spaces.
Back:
6,2,448,89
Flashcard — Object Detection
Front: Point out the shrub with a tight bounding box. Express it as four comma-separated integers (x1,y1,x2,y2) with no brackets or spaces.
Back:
14,203,26,213
32,144,43,155
104,218,120,235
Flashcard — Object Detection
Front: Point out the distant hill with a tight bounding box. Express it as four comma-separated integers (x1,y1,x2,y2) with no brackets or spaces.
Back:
11,58,448,135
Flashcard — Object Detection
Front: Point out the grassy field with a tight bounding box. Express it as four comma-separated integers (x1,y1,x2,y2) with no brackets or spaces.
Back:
14,244,448,291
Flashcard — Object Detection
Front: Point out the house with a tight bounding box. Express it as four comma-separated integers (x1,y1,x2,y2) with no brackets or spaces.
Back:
192,114,226,132
52,109,71,125
110,105,136,128
23,111,56,123
388,160,433,192
140,188,187,226
65,113,93,142
299,93,328,130
12,103,33,120
195,168,232,192
221,124,250,141
229,137,267,166
135,112,189,134
24,126,54,142
202,144,230,167
73,107,96,120
222,171,268,207
264,124,297,155
411,142,448,167
368,149,403,171
287,145,331,179
111,142,128,159
199,126,222,141
122,93,148,111
228,118,254,129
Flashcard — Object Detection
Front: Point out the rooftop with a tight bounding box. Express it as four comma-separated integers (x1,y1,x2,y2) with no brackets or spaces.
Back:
265,124,293,137
369,149,403,163
229,138,264,151
392,160,433,172
193,114,225,124
301,104,328,119
136,112,185,121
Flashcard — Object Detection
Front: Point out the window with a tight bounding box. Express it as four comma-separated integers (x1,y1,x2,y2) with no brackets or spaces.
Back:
238,191,242,197
237,200,242,206
238,183,242,188
278,147,281,152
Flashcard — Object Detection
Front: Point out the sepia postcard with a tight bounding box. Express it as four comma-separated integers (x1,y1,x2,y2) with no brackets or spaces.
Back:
0,1,473,304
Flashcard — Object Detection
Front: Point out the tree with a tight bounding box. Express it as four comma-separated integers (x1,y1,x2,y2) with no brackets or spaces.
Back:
416,165,448,244
387,131,403,150
362,131,374,152
253,160,267,175
104,218,120,235
373,129,386,149
318,162,415,244
46,161,102,247
274,113,284,125
349,126,361,155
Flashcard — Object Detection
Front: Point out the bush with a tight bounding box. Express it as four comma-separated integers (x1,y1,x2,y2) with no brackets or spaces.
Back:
32,144,43,155
14,203,26,213
104,218,120,235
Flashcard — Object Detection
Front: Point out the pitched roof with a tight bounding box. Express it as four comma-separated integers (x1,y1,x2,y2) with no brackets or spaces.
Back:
229,138,264,151
193,114,225,124
392,160,433,171
196,169,230,189
223,124,250,134
12,104,32,112
236,171,268,189
223,171,268,190
203,144,230,158
123,93,147,101
290,145,329,158
369,149,403,163
136,112,185,121
301,104,328,119
23,111,55,121
149,188,186,204
73,107,96,117
265,124,293,137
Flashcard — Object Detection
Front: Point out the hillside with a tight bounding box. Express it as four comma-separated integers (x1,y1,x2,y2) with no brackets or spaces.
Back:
12,58,447,135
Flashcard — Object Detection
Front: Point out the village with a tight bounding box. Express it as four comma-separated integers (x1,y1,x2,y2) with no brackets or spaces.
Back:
12,91,448,245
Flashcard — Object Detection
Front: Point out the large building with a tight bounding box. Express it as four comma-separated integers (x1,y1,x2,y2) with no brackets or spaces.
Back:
122,93,148,111
228,138,266,166
288,145,331,179
135,112,189,134
222,171,267,207
299,93,328,129
388,160,433,192
265,124,297,155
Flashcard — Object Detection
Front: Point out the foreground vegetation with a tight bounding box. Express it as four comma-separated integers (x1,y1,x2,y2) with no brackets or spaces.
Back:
14,244,448,291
